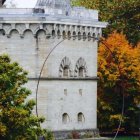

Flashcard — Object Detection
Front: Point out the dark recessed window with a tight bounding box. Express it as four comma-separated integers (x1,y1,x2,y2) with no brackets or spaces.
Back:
62,113,69,124
78,112,85,123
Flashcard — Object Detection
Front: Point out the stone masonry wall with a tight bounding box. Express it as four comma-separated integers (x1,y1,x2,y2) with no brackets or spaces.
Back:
0,23,98,131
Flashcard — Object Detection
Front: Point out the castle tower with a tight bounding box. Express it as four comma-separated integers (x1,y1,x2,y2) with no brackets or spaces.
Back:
0,0,107,138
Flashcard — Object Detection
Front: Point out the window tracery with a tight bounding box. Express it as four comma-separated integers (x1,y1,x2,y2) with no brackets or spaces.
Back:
59,57,72,77
75,57,87,77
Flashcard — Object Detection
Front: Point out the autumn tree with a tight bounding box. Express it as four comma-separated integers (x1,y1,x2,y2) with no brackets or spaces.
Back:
98,32,140,132
0,54,47,140
72,0,140,45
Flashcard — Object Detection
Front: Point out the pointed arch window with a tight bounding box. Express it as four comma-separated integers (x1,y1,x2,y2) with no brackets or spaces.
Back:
59,57,72,77
75,58,87,77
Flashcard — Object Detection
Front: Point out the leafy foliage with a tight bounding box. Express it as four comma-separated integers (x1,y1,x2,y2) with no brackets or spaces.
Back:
44,130,55,140
98,32,140,132
0,54,47,140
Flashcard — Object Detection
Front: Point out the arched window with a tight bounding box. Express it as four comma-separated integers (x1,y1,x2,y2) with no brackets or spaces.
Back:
59,57,72,77
75,58,87,77
62,113,70,124
78,112,85,123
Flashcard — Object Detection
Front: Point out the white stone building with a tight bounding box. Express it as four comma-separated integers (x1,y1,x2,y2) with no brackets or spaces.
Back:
0,0,107,138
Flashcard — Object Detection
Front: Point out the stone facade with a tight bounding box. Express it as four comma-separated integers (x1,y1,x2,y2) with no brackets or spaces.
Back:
0,0,107,138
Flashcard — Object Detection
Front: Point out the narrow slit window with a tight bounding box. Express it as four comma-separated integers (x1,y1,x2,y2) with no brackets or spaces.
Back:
79,89,82,96
64,89,67,96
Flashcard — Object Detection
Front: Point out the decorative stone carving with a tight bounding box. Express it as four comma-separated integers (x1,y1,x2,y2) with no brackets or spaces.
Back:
59,56,72,77
75,57,88,77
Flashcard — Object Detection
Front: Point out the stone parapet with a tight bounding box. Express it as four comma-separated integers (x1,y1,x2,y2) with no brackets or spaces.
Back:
0,22,104,40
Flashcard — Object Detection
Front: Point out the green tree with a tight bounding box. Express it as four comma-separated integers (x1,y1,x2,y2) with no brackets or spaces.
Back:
0,54,46,140
72,0,140,45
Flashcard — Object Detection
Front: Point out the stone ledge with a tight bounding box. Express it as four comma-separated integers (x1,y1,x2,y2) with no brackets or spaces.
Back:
28,77,98,81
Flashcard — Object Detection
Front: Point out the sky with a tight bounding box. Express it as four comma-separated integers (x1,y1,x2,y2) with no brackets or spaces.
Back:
5,0,37,8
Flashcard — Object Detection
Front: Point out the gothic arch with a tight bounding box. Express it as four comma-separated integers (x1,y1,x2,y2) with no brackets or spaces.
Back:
75,57,87,77
59,57,72,77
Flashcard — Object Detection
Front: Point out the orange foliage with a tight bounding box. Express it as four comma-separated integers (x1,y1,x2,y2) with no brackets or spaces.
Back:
98,32,140,90
97,32,140,131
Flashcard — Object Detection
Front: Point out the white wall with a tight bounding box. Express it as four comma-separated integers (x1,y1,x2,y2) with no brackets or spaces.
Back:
0,26,98,131
26,80,97,131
